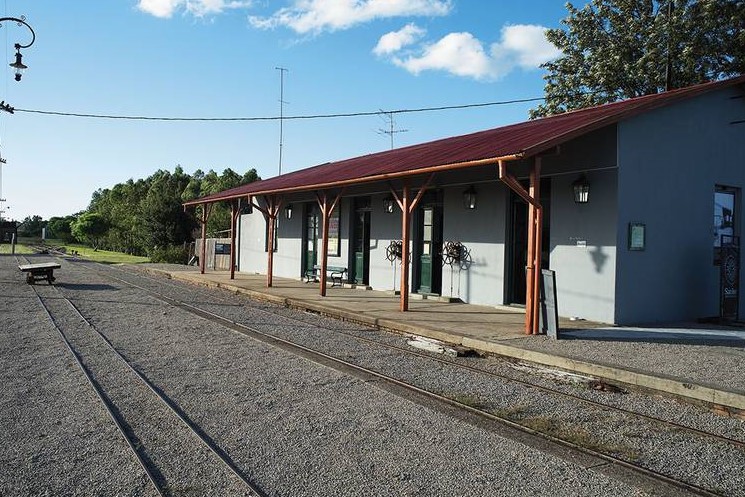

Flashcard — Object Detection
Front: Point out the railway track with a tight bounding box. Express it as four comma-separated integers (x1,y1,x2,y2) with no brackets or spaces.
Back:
17,255,265,497
60,259,742,497
112,264,745,447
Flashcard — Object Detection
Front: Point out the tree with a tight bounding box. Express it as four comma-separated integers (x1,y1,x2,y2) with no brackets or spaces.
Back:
71,212,109,249
531,0,745,118
47,215,77,242
17,215,46,238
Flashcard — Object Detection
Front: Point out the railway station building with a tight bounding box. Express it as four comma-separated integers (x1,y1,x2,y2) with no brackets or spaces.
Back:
185,75,745,330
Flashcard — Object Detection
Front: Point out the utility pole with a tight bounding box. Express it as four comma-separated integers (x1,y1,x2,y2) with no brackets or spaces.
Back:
377,111,408,150
275,67,289,176
0,154,7,221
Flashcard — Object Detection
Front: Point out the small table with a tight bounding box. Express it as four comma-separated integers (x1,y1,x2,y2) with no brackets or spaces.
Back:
18,262,61,285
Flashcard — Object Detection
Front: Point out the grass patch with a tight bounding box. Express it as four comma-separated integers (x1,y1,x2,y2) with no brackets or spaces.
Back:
0,243,33,254
445,393,488,409
56,244,150,264
14,238,149,264
521,415,641,462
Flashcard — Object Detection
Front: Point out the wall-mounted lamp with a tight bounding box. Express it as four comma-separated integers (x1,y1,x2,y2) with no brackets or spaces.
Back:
382,195,395,213
285,204,293,219
572,175,590,204
463,185,477,210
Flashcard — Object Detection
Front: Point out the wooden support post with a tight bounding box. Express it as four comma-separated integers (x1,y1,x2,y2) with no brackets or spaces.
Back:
246,196,278,288
400,183,411,312
533,202,543,334
392,173,434,312
316,189,345,297
526,191,536,334
265,196,282,288
229,200,239,280
498,159,543,335
531,158,542,334
199,204,212,275
317,192,330,296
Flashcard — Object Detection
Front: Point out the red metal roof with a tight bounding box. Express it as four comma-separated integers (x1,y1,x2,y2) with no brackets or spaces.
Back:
186,75,745,206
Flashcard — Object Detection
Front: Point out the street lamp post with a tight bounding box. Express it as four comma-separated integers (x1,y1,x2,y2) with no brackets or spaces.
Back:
0,16,35,81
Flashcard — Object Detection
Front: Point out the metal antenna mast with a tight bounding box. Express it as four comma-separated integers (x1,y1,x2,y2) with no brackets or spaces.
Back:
0,153,7,221
275,67,289,175
377,111,408,149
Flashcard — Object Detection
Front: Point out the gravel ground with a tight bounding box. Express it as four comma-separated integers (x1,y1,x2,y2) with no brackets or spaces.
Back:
0,254,653,497
114,263,745,496
0,256,154,496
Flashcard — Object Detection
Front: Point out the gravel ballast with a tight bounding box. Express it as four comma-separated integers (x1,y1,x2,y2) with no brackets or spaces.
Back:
3,254,742,496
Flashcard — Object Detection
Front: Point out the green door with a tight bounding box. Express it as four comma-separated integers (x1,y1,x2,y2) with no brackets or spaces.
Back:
351,199,371,284
416,205,442,294
305,206,319,276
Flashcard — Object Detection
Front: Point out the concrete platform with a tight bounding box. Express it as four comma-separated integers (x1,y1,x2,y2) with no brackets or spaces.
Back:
134,264,745,413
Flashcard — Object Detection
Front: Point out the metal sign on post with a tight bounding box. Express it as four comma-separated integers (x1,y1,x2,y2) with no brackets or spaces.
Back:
720,235,740,321
540,269,560,338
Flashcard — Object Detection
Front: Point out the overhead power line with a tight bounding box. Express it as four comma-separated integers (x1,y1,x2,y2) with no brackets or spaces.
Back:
13,97,544,122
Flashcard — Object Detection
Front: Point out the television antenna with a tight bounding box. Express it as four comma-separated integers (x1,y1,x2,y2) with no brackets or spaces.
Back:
275,67,289,175
377,110,408,149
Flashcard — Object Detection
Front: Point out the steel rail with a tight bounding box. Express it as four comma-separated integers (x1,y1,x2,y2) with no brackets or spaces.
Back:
84,263,728,497
18,256,165,497
49,283,267,497
114,264,745,451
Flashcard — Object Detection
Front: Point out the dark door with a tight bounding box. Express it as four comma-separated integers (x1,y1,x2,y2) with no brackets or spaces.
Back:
350,197,371,284
304,204,319,276
415,202,443,295
507,179,551,304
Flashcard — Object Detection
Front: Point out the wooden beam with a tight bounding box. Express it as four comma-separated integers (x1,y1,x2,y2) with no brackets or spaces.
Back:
498,158,544,335
317,192,329,296
229,199,240,280
315,189,346,297
400,183,411,311
263,195,283,288
408,173,435,213
198,204,212,275
530,159,542,334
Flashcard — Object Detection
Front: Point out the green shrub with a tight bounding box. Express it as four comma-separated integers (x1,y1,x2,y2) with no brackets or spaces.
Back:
149,244,190,264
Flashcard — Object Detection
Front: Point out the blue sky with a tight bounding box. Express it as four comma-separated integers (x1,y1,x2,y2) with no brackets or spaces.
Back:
0,0,572,221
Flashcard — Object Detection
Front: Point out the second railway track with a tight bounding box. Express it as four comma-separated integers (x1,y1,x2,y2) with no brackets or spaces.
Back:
57,258,744,497
19,255,265,497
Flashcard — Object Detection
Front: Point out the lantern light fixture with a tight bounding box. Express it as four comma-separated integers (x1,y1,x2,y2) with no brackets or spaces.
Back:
285,204,293,219
572,175,590,204
463,185,477,210
9,47,26,81
382,195,395,213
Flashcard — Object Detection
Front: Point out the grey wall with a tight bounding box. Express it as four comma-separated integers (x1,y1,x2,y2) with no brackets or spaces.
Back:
441,182,508,306
615,87,745,324
549,170,618,323
237,198,352,281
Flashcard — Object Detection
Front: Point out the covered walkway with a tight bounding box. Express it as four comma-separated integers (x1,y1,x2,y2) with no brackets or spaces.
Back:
136,263,745,413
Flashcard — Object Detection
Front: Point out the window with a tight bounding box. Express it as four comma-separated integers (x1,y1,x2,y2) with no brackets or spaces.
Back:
714,185,738,264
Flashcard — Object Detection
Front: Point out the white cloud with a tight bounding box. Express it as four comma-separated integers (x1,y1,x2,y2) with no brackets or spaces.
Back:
388,24,561,80
393,32,492,79
138,0,182,18
249,0,452,34
373,23,425,56
494,24,562,68
137,0,252,19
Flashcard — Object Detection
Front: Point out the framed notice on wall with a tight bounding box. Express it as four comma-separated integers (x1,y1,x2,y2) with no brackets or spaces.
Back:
326,208,341,256
628,223,645,251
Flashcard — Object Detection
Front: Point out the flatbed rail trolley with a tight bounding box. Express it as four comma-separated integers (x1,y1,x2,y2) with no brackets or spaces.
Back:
18,262,61,285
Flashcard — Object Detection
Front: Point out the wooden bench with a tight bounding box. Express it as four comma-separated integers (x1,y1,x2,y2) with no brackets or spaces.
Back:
18,262,61,285
304,264,347,287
